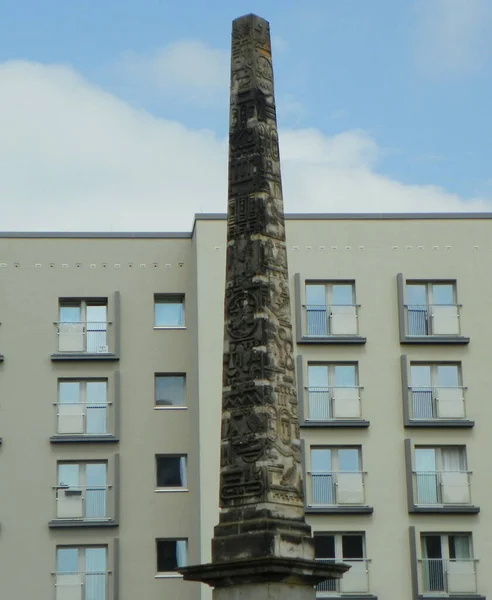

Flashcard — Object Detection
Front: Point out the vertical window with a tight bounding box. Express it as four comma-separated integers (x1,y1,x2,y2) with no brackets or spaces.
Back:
56,462,108,520
57,379,108,435
309,447,364,506
154,295,185,327
414,447,470,505
410,363,464,420
305,282,357,336
156,456,187,489
315,533,368,594
405,282,459,336
56,546,107,599
155,374,186,407
58,300,108,353
420,534,475,594
156,539,188,573
307,363,359,420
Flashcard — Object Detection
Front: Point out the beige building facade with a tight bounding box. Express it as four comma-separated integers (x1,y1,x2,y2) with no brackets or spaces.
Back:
0,214,490,600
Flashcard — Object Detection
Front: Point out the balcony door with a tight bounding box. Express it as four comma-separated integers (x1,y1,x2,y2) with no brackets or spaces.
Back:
56,546,107,600
58,381,108,435
306,283,356,336
415,448,467,505
59,301,107,353
411,364,461,419
311,448,362,505
57,463,107,520
308,364,358,420
422,534,473,593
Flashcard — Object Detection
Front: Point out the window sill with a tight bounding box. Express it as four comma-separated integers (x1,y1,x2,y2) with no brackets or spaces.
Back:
51,353,119,362
50,435,119,444
418,595,485,600
306,506,373,514
49,519,119,528
302,420,369,428
154,573,183,579
410,505,480,514
298,336,366,345
153,326,187,330
154,406,188,410
155,488,189,493
401,336,470,345
405,419,474,428
316,595,377,600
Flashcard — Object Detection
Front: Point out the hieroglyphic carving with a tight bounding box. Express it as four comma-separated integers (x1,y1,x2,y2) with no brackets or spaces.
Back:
218,14,304,512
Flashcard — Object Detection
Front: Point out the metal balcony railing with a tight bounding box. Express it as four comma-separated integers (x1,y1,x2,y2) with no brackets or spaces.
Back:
409,386,466,420
309,471,366,506
413,471,472,506
405,304,461,336
54,571,111,600
419,559,478,594
316,558,370,595
54,485,112,521
304,305,360,337
55,321,111,354
306,387,362,421
54,401,112,436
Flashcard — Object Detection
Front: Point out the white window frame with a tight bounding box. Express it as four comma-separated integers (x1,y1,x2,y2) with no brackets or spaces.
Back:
155,539,188,578
154,294,185,329
155,455,188,492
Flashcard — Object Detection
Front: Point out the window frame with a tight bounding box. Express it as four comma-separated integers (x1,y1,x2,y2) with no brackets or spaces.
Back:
57,378,110,436
153,294,185,329
154,373,187,409
155,455,188,491
155,538,188,577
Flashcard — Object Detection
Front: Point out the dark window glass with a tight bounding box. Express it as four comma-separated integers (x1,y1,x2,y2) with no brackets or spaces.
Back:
156,456,186,487
314,535,335,559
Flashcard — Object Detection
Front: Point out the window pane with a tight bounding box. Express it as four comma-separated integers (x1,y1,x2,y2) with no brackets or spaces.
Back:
314,535,335,559
155,375,185,406
449,535,471,559
306,285,326,306
442,448,465,471
156,456,185,487
155,298,184,326
311,449,331,472
423,535,443,559
57,548,79,573
331,285,353,305
86,305,107,324
334,365,356,387
58,464,79,487
342,535,364,559
308,365,329,387
85,547,107,572
406,284,427,306
156,540,186,572
59,305,81,323
411,366,431,387
59,382,80,404
415,448,436,471
86,463,107,487
437,366,459,387
337,449,359,472
86,382,107,404
432,284,454,305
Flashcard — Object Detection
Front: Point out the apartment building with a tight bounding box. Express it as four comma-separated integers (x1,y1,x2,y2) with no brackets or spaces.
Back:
0,213,490,600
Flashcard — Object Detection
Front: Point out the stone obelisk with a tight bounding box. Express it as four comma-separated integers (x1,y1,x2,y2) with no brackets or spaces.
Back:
179,14,347,599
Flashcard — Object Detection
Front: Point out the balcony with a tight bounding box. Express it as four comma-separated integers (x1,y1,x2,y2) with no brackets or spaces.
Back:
50,485,117,528
307,472,372,513
54,571,111,600
306,387,364,422
52,321,118,361
316,559,370,596
51,401,116,443
299,305,366,344
419,559,478,595
409,387,467,421
402,304,469,344
413,471,477,510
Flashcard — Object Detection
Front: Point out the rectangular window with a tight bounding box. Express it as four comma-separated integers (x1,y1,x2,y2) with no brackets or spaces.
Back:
410,363,464,419
56,462,108,520
307,363,360,420
154,295,185,327
56,546,107,599
156,456,187,489
305,282,358,336
57,379,108,435
414,447,470,505
155,374,186,407
156,539,187,573
315,533,368,594
309,447,364,506
405,281,459,336
420,533,476,594
58,300,108,353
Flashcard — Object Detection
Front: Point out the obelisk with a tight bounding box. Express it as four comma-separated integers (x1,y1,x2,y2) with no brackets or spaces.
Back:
180,14,347,599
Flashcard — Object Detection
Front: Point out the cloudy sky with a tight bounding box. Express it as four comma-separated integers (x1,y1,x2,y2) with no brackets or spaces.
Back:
0,0,491,231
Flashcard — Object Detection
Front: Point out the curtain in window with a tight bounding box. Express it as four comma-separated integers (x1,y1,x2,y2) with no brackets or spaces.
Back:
442,448,464,472
179,457,187,488
85,548,106,600
176,541,187,567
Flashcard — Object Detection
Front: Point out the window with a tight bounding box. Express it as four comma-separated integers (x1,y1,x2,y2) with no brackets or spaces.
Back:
56,546,108,600
405,282,460,336
305,282,358,336
309,447,365,506
414,447,470,505
156,456,187,489
56,462,108,521
156,539,187,573
57,379,109,435
58,300,108,353
410,363,465,420
307,363,360,420
155,374,186,407
315,533,369,595
420,534,477,594
154,295,185,327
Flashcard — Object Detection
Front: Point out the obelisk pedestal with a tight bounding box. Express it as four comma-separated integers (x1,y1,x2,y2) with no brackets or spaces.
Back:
179,13,348,598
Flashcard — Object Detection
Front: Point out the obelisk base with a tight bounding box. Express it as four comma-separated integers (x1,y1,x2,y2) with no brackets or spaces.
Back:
179,556,348,599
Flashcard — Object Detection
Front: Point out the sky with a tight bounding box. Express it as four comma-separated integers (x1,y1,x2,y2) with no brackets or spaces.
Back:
0,0,491,231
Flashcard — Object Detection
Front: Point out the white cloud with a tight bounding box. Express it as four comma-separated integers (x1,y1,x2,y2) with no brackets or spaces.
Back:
0,60,489,232
413,0,492,75
118,40,229,104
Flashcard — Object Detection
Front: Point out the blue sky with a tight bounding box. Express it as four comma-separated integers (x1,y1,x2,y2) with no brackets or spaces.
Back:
0,0,491,230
